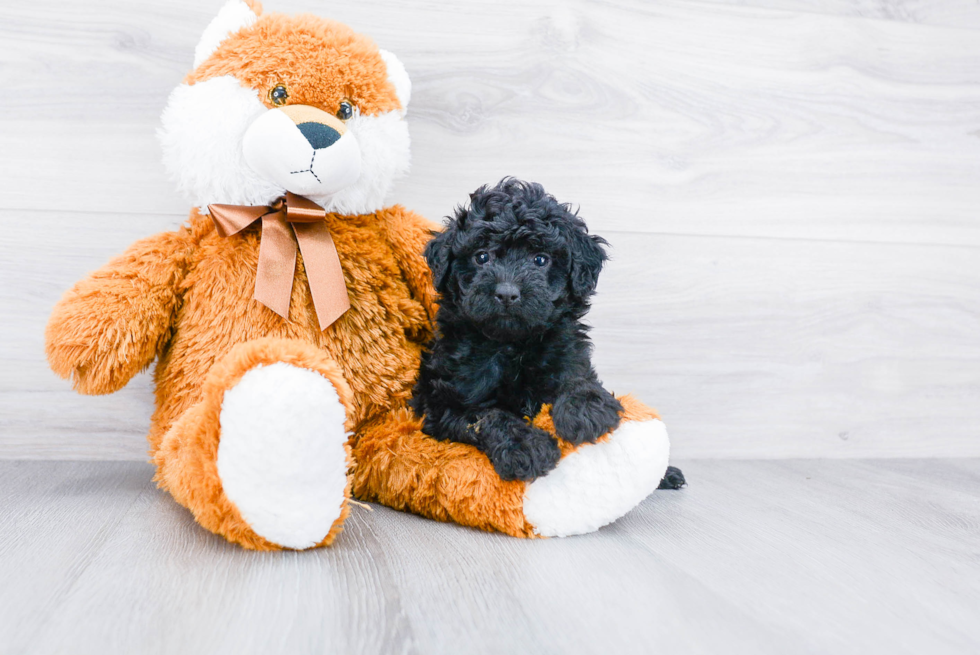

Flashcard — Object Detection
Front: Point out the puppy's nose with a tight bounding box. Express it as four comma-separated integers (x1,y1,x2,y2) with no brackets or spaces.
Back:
494,283,521,306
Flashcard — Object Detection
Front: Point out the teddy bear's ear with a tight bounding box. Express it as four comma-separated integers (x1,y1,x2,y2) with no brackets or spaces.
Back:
379,49,411,114
193,0,261,69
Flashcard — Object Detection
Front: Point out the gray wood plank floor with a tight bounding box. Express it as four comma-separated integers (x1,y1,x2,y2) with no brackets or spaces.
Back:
1,459,977,655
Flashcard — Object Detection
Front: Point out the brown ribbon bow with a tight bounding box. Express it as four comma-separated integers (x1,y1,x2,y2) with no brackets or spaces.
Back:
208,192,350,330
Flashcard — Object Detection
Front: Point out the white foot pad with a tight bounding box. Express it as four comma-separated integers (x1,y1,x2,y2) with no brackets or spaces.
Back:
217,362,349,549
523,419,670,537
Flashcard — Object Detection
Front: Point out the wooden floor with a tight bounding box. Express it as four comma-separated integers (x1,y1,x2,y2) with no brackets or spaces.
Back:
1,458,977,655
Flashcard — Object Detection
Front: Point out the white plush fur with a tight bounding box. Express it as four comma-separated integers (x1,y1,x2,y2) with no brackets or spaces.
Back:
523,420,671,537
306,108,410,214
158,75,410,215
193,0,258,69
378,49,411,115
159,76,280,209
217,363,350,549
241,109,362,197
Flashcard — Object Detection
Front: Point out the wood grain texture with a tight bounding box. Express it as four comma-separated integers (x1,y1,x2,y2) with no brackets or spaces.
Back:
696,0,980,30
2,0,979,244
1,0,978,459
1,459,977,655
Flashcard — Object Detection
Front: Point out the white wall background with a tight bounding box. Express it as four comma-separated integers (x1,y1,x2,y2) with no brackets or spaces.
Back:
1,0,978,460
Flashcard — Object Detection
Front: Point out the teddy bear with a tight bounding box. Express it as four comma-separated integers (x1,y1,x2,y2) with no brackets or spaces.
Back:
44,0,672,550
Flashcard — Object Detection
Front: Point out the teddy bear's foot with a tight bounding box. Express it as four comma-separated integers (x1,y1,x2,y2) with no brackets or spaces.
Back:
217,361,350,549
351,394,671,540
522,397,670,537
154,338,353,550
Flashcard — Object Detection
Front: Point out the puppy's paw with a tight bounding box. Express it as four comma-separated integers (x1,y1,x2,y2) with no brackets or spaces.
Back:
480,411,561,481
657,465,687,490
552,383,624,445
488,428,562,481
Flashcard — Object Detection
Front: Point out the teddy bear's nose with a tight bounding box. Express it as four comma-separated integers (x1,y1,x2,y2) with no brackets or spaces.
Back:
297,121,342,150
278,105,348,150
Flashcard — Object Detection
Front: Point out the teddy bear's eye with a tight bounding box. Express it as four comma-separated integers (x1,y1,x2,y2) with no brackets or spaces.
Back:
269,84,289,106
474,251,491,265
336,100,354,121
533,254,550,267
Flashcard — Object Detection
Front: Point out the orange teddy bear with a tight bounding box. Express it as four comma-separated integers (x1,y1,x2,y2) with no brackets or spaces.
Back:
45,0,672,550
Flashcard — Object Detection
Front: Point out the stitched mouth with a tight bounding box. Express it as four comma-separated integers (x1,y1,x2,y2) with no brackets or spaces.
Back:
289,151,321,183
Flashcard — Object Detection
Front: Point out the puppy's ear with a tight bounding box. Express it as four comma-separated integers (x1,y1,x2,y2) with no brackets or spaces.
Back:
566,223,609,300
424,223,456,295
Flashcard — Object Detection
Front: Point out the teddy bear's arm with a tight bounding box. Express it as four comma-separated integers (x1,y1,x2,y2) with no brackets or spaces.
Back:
45,228,195,395
379,205,441,326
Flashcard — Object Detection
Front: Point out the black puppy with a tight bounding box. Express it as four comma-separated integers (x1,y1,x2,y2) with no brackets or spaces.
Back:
412,178,684,489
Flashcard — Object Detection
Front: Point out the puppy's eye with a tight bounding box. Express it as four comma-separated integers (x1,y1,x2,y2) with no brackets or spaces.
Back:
474,251,491,265
269,84,289,106
533,254,550,267
336,100,354,121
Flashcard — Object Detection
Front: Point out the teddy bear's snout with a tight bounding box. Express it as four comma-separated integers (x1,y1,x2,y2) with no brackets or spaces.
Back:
242,104,362,198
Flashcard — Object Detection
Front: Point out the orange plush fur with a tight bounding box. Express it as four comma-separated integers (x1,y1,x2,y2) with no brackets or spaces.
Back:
45,4,663,549
47,205,441,549
188,12,401,117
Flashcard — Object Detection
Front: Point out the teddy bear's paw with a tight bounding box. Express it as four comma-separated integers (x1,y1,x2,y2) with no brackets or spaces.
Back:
216,362,350,549
522,419,670,538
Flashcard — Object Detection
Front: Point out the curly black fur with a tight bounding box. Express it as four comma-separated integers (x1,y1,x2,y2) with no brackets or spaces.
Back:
410,178,625,481
658,466,687,490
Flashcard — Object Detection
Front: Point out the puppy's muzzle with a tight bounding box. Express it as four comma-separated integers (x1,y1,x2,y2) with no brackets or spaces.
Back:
242,104,362,197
